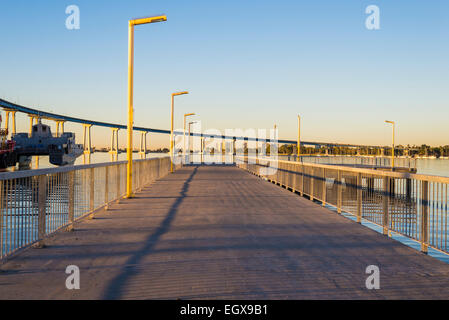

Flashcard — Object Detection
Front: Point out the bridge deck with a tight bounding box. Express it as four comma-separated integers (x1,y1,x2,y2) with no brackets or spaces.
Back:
1,166,449,300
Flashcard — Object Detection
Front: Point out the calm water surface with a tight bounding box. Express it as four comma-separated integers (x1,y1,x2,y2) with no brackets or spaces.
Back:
2,152,169,173
4,154,449,178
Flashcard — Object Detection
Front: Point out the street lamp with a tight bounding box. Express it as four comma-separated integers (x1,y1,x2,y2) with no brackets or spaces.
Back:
184,113,195,158
273,124,278,156
171,91,189,173
188,121,198,155
385,120,395,169
127,15,167,199
297,115,301,160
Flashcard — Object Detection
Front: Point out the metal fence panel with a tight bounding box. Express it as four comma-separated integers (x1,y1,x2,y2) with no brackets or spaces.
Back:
238,156,449,255
0,157,173,259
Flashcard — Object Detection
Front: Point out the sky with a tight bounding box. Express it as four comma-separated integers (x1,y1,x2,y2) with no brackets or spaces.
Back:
0,0,448,149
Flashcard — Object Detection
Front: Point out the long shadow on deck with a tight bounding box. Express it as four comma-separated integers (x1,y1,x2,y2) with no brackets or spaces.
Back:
102,167,199,300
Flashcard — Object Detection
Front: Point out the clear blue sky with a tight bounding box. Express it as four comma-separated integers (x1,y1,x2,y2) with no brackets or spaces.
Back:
0,0,448,148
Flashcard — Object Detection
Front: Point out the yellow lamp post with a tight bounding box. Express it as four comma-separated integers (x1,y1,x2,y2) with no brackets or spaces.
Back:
273,124,278,156
170,92,189,173
127,15,167,199
385,120,395,169
297,115,301,160
184,113,195,158
188,121,198,155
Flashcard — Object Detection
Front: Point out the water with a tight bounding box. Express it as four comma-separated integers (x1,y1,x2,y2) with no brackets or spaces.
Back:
4,154,449,177
415,158,449,177
279,155,449,178
1,152,170,172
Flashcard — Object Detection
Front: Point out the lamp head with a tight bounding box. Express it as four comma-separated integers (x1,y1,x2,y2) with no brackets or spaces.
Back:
173,91,189,97
130,15,167,26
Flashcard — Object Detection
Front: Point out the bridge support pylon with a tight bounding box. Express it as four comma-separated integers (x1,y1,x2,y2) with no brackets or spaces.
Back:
83,153,91,165
110,128,120,154
34,156,40,169
4,109,17,138
139,131,148,158
28,115,39,136
109,128,120,161
55,120,66,137
83,124,93,155
222,139,225,163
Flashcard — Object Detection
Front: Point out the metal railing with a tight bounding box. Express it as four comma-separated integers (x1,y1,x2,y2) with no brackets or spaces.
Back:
0,156,174,259
238,157,449,255
279,155,417,170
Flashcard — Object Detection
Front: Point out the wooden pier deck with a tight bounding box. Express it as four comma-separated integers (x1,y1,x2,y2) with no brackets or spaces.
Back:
1,166,449,300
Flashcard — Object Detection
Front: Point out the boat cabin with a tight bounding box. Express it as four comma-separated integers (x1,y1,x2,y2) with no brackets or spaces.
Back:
31,122,53,138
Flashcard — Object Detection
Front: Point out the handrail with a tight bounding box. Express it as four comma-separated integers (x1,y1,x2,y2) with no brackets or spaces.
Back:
0,156,170,180
238,156,449,255
240,156,449,183
0,156,175,259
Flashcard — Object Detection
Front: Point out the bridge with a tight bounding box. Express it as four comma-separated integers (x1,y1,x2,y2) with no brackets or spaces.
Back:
0,155,449,299
1,97,403,156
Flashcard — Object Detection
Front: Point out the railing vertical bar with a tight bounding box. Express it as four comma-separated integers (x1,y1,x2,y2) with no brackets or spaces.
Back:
57,174,60,231
421,180,429,253
337,170,342,214
437,182,440,247
14,178,18,251
54,174,57,233
116,164,121,203
300,164,304,196
25,178,28,246
310,167,314,202
0,180,3,258
440,182,444,250
322,168,326,206
24,178,28,247
67,171,75,232
29,178,32,244
357,173,362,223
105,166,109,210
50,175,53,234
36,175,47,248
7,180,10,254
444,184,448,251
432,182,435,247
24,177,28,247
89,168,95,219
383,176,390,236
414,180,422,238
18,178,22,249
